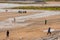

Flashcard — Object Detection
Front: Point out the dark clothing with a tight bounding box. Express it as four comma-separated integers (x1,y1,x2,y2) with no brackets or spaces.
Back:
7,30,9,37
47,27,51,35
45,20,47,25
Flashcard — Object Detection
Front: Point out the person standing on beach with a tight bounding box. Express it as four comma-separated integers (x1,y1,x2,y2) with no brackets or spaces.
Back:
47,27,51,35
14,18,16,23
45,20,47,25
6,30,9,38
6,10,8,13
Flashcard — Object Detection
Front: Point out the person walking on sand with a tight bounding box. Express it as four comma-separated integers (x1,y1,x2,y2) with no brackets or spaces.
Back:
47,27,51,35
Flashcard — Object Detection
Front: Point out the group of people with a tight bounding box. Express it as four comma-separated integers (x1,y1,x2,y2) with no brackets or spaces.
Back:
5,10,51,38
18,11,27,13
5,10,27,13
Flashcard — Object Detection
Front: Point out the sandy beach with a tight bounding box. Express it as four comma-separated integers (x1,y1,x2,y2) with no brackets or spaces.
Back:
0,10,60,40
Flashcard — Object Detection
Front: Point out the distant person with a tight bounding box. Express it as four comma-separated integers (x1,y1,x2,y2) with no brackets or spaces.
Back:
14,18,16,23
18,11,22,13
23,11,27,13
45,20,47,25
6,10,8,12
47,27,51,35
6,30,9,37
